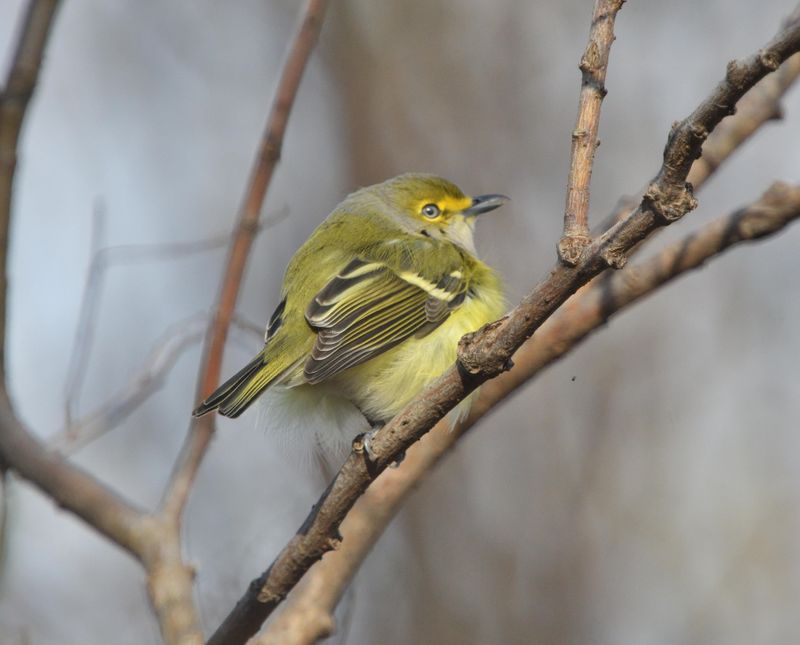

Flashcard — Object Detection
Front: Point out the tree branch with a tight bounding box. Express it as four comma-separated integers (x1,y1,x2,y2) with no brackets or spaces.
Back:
0,0,59,375
0,8,196,640
161,0,329,523
593,10,800,237
209,12,800,643
688,49,800,188
0,0,149,556
0,2,328,643
559,0,625,265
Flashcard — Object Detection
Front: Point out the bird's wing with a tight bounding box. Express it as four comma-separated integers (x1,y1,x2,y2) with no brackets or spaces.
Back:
304,255,468,384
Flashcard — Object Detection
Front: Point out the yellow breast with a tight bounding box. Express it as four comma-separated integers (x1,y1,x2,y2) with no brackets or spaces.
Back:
334,278,505,423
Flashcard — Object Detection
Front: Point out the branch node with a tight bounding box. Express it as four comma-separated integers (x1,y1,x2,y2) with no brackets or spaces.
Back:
457,317,512,378
726,59,745,84
572,128,589,142
580,41,601,72
557,234,591,266
689,122,709,145
643,182,698,223
759,48,782,71
599,245,627,269
257,586,283,605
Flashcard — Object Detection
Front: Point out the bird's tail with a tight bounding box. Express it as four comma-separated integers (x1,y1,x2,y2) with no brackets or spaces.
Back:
192,353,281,419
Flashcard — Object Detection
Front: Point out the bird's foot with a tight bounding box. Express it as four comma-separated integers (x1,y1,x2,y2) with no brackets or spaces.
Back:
362,426,380,463
353,424,405,468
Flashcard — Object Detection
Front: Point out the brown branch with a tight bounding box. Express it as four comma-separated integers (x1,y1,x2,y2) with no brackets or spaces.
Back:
0,8,201,642
688,49,800,188
161,0,329,523
0,1,327,643
0,391,150,555
0,0,149,555
559,0,625,265
209,12,800,643
0,0,59,375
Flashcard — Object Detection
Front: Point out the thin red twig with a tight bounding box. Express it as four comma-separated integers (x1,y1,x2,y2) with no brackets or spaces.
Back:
161,0,330,520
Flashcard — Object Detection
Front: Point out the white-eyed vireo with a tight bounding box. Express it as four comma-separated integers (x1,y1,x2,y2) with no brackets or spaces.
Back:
193,174,507,439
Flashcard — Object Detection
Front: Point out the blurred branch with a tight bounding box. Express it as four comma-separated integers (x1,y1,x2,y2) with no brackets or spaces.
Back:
161,0,329,523
257,180,800,645
0,0,149,554
210,11,800,643
559,0,625,265
0,0,59,375
63,206,288,428
53,314,262,453
0,0,150,554
63,204,105,426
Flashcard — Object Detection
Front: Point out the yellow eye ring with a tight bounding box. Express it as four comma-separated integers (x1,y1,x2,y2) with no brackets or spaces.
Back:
422,203,441,219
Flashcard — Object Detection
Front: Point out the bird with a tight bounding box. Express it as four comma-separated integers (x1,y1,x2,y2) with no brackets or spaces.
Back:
193,173,507,456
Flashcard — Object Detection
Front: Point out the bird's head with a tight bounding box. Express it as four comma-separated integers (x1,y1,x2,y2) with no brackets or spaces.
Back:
372,173,509,253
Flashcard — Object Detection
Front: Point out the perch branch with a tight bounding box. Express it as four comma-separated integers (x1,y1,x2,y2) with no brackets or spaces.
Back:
559,0,625,265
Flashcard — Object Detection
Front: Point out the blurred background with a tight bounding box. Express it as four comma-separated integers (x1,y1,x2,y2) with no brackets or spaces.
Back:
1,1,800,643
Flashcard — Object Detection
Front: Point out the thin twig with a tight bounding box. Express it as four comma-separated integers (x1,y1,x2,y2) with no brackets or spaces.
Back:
64,204,105,426
61,209,288,427
559,0,625,265
52,314,262,453
161,0,329,523
209,12,800,643
0,0,59,375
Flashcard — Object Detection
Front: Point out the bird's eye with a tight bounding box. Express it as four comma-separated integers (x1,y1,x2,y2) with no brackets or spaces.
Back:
422,203,441,219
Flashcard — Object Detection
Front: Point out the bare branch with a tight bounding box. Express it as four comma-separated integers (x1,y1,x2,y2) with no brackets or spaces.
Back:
62,208,287,427
58,314,206,452
259,180,800,645
559,0,625,265
594,50,800,235
63,205,105,426
52,314,262,453
688,50,800,188
161,0,329,523
0,390,150,557
0,0,151,557
209,12,800,643
0,0,60,374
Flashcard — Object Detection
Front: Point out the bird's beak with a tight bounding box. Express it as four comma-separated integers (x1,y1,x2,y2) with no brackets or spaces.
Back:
462,194,510,217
